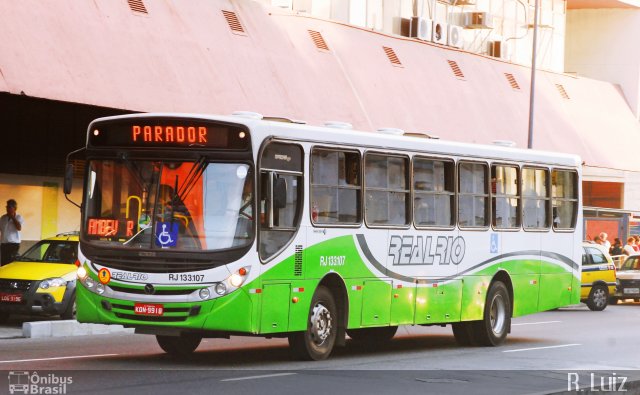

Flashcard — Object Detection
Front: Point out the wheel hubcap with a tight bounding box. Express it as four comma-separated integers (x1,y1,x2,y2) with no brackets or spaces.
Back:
593,289,607,307
310,303,332,346
490,294,506,336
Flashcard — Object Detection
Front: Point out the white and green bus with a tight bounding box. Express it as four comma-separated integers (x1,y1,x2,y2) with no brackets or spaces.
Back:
66,112,582,360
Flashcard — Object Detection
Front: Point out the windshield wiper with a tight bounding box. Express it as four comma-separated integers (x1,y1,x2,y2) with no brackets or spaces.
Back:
176,156,208,203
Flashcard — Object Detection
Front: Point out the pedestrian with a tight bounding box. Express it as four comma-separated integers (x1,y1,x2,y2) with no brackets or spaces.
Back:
0,199,24,265
623,237,636,256
610,238,623,256
634,235,640,252
599,232,611,250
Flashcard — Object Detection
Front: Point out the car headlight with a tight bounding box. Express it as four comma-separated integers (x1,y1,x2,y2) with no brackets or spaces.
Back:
40,277,67,289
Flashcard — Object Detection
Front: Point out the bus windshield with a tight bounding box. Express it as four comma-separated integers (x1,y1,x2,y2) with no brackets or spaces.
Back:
83,159,254,251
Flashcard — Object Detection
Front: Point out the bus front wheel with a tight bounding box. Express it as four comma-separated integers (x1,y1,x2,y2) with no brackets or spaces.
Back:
472,281,511,346
288,285,337,361
156,334,202,357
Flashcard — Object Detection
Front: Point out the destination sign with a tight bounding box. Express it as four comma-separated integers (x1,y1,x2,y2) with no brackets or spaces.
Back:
88,118,250,150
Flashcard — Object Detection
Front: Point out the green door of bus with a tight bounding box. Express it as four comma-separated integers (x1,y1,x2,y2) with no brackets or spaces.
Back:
361,280,391,326
260,283,291,333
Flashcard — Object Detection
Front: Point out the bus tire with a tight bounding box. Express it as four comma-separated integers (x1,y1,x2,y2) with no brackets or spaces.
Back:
451,322,474,346
288,285,337,361
586,285,608,311
472,281,511,346
346,326,398,343
156,334,202,357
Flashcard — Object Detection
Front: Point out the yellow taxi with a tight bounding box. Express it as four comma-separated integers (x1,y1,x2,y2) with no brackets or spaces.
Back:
0,232,78,322
581,242,617,311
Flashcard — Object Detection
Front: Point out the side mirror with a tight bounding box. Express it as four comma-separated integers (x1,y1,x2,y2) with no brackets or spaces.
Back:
63,163,74,195
273,177,287,209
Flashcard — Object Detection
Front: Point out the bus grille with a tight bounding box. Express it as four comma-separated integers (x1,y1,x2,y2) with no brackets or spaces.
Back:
114,313,188,322
294,245,303,276
109,285,197,296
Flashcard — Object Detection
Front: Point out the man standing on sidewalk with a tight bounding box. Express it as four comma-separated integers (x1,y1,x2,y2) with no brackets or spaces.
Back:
0,199,24,265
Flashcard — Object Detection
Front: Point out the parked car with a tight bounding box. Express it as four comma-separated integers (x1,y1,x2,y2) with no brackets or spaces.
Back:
0,232,78,322
610,254,640,304
581,242,617,311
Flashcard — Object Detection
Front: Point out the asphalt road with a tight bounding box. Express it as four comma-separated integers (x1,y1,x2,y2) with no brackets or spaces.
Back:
1,302,640,394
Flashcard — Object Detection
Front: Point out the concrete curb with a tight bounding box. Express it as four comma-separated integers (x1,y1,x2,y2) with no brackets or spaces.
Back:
23,320,134,338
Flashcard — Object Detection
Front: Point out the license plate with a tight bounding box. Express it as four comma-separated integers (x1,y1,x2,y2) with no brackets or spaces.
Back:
0,293,22,303
623,288,640,294
134,303,164,316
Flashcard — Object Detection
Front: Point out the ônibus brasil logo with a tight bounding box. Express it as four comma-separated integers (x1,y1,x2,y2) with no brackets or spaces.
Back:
8,371,73,394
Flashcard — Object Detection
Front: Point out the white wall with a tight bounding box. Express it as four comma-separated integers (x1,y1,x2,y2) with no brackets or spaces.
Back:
566,8,640,120
262,0,567,72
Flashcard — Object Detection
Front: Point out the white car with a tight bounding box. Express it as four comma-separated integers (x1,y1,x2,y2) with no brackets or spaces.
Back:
611,255,640,303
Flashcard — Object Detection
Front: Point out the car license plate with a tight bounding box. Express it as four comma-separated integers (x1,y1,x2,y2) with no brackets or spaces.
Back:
623,288,640,294
0,293,22,303
134,303,164,316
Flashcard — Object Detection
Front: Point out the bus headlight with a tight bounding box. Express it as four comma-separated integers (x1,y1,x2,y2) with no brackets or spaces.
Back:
85,277,96,289
215,283,227,296
199,288,211,300
77,266,88,281
227,266,250,288
40,278,66,289
96,283,105,295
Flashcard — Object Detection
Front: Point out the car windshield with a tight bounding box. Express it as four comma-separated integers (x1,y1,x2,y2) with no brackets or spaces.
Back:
83,159,254,251
19,241,78,264
621,256,640,271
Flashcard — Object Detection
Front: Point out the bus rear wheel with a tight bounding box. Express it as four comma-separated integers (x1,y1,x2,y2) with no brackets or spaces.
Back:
472,281,511,346
156,334,202,357
346,326,398,343
288,285,337,361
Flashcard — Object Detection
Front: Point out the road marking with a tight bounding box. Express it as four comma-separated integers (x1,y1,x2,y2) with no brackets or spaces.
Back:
503,344,581,353
221,373,297,382
0,353,118,364
512,320,561,326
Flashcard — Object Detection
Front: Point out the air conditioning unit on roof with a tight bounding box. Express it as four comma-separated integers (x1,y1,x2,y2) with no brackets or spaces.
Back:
488,40,504,58
446,0,476,5
464,12,493,29
411,16,433,41
448,25,463,48
432,21,448,45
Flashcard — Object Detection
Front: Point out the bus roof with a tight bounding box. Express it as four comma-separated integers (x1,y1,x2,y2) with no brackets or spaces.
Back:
89,112,582,168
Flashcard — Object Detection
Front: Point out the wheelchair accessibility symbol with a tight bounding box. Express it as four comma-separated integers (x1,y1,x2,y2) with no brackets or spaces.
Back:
490,234,499,254
155,222,179,247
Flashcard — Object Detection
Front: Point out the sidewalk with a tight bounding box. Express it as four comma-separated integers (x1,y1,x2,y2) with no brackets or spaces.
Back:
0,315,133,339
